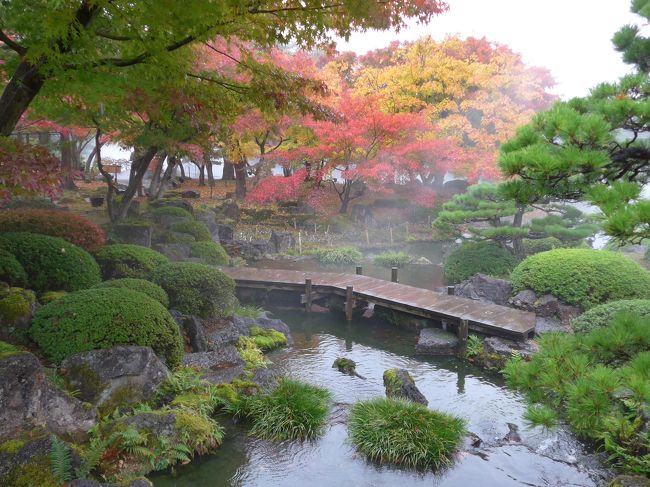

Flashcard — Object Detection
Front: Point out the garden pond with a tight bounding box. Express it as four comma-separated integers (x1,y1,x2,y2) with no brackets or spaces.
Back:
153,310,607,487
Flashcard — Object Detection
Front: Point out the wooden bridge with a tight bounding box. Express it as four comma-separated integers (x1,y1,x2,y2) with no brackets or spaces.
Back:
221,267,536,340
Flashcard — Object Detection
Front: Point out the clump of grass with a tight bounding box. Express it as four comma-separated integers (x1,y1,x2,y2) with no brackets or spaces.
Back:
237,336,270,369
373,251,412,268
249,326,287,351
348,397,465,470
235,305,265,318
233,378,331,441
306,247,362,265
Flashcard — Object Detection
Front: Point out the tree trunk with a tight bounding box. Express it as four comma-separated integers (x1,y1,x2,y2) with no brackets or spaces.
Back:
431,169,445,192
0,59,46,136
283,166,293,177
59,132,77,190
512,206,525,258
111,146,158,221
222,160,235,180
148,154,166,195
154,156,177,200
206,161,215,197
198,164,205,186
339,182,352,214
235,162,247,199
178,161,186,180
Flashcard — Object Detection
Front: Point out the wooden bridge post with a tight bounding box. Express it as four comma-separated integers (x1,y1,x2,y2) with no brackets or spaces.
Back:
447,286,455,296
391,267,398,283
356,265,363,275
305,278,312,313
457,319,468,358
345,286,354,322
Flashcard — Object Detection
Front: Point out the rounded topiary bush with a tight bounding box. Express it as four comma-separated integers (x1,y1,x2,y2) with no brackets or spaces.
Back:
444,241,519,284
0,208,107,252
189,241,229,266
169,220,212,242
151,206,193,220
348,397,465,470
0,248,27,287
94,244,168,280
93,278,169,307
153,262,236,318
0,232,101,292
31,287,183,367
571,299,650,334
510,249,650,310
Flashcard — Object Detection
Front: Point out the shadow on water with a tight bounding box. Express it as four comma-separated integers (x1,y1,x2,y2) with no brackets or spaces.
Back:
152,310,603,487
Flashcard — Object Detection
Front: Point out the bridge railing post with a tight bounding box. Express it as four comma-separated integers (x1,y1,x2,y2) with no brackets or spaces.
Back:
457,319,468,358
391,267,398,283
305,278,312,313
356,265,362,275
345,286,354,322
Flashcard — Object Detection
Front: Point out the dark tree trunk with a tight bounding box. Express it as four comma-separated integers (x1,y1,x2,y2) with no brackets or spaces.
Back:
148,154,166,195
206,161,215,197
178,161,186,180
111,146,158,221
512,206,525,258
339,182,352,214
283,166,293,177
59,132,77,190
154,155,177,200
222,159,235,180
0,59,46,136
198,164,205,186
235,162,247,199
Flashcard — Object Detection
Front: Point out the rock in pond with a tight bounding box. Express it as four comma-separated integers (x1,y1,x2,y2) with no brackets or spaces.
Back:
0,351,96,441
416,327,459,356
454,273,513,306
333,357,357,375
476,337,538,370
182,346,246,385
383,368,428,405
234,315,293,346
60,346,170,415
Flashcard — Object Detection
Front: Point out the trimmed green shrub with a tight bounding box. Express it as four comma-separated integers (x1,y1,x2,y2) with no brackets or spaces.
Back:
152,262,236,318
521,236,563,256
373,251,412,268
151,206,193,220
308,246,362,265
38,291,66,305
94,244,168,280
94,278,169,307
31,287,183,367
232,378,331,441
0,232,101,292
348,397,465,470
169,220,212,242
444,241,519,284
0,248,27,287
510,249,650,309
189,241,229,266
571,299,650,334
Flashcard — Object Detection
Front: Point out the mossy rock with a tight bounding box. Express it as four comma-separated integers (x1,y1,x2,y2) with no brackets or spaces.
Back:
333,357,357,374
249,326,287,351
2,454,59,487
0,286,37,344
0,340,20,358
38,291,66,305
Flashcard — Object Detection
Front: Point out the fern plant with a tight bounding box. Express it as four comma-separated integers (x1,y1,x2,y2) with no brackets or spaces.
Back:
49,435,72,485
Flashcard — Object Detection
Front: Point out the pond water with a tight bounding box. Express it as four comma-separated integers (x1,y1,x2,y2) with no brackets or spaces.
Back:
153,311,604,487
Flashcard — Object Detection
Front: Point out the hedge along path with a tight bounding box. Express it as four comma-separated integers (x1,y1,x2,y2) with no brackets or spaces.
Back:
222,268,536,340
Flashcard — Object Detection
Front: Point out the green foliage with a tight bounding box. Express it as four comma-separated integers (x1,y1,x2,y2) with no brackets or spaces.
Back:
151,206,193,220
152,262,236,318
249,326,287,351
572,299,650,333
31,287,183,367
38,291,66,305
93,278,169,307
236,336,270,369
444,241,519,284
233,378,331,441
521,236,563,255
307,246,362,265
465,335,484,358
504,312,650,474
169,220,212,242
0,248,27,286
373,251,412,268
0,286,35,329
189,241,229,266
49,436,72,484
510,249,650,309
0,232,101,292
94,244,168,280
0,340,19,356
348,397,466,470
0,438,25,454
235,305,265,318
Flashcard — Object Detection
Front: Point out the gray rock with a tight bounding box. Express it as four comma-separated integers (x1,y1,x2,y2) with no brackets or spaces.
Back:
508,289,538,312
535,316,572,334
205,319,248,349
60,346,169,413
223,239,273,260
607,475,650,487
558,303,582,324
215,224,234,242
153,243,192,261
269,231,295,253
416,327,459,356
233,315,293,345
502,422,521,443
333,357,357,375
112,223,153,247
455,274,513,306
478,337,538,370
120,411,177,438
180,313,208,352
536,294,561,317
383,368,428,405
0,352,96,441
221,199,240,222
182,190,200,199
183,347,246,385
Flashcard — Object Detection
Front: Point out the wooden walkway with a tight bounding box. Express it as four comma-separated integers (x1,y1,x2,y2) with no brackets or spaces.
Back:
221,267,536,340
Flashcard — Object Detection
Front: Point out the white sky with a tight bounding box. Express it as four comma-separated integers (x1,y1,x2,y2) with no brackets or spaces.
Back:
336,0,639,100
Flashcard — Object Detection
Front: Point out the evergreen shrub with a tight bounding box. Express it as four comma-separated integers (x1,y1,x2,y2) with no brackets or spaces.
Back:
169,220,212,242
0,248,27,287
93,278,169,307
571,299,650,333
94,244,168,280
444,241,519,284
189,241,229,266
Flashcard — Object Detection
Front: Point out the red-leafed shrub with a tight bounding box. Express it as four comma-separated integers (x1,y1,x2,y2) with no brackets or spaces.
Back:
0,209,106,252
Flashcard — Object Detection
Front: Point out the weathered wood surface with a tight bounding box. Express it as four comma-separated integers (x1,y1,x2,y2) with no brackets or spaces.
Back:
221,267,536,339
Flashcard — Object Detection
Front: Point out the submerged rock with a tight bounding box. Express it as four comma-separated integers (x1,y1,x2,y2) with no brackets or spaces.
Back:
383,368,428,405
416,327,459,356
59,346,169,415
333,357,357,375
454,274,513,306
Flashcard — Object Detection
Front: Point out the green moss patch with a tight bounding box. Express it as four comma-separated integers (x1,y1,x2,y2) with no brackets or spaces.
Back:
249,326,287,351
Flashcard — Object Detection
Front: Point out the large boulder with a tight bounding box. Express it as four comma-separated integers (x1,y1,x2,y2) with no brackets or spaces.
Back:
223,240,272,261
205,319,247,349
170,311,208,352
383,368,428,405
454,273,513,306
415,327,459,356
153,243,192,262
215,224,234,242
111,222,153,247
268,231,295,253
233,315,293,346
59,346,170,414
182,346,246,384
477,337,538,370
0,286,37,344
509,289,582,323
0,352,96,441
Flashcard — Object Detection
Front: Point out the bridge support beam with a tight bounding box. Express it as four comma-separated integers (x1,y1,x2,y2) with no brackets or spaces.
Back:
457,319,468,358
391,267,398,283
305,278,312,313
356,265,363,275
345,286,354,322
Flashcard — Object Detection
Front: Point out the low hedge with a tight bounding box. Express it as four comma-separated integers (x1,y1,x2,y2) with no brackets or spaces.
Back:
0,232,101,292
151,206,193,220
0,249,27,287
169,220,212,242
31,287,183,367
373,251,412,268
510,249,650,309
153,262,236,318
189,241,229,266
444,241,519,284
571,299,650,334
94,244,168,280
308,247,362,265
0,208,106,252
93,278,169,307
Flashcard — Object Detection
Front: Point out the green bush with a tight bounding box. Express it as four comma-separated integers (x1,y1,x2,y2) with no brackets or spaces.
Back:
151,206,193,220
31,287,183,367
510,249,650,309
94,244,168,280
153,262,236,318
0,232,101,292
169,220,212,242
443,241,519,284
373,251,412,268
571,299,650,334
0,248,27,287
232,378,331,441
189,241,229,266
308,246,362,265
93,278,169,307
348,397,465,470
521,236,563,256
